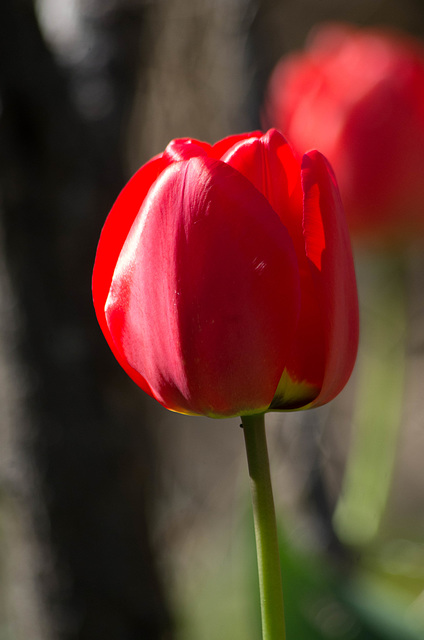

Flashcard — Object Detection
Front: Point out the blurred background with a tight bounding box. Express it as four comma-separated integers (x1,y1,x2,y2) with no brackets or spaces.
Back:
1,0,424,639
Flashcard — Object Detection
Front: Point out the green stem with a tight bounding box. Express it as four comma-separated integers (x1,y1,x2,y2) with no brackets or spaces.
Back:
242,413,286,640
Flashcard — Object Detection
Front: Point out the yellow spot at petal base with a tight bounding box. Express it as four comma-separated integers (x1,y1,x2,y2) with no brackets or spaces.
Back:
270,368,319,411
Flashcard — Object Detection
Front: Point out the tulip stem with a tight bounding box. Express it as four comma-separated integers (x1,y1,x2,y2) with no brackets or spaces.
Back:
242,413,286,640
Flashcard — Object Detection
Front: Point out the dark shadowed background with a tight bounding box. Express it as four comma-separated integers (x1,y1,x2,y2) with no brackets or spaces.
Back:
1,1,424,639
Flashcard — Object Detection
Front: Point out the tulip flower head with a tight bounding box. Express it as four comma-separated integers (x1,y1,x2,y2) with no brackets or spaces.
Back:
264,24,424,244
93,129,358,418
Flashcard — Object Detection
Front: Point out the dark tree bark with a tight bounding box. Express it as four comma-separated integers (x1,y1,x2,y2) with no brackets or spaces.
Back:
0,1,172,638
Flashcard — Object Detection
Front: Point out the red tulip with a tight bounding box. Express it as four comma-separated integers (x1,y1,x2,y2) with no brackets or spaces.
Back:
264,24,424,243
92,129,358,418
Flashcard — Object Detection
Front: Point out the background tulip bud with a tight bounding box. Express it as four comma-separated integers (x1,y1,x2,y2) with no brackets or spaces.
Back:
93,129,358,418
264,23,424,245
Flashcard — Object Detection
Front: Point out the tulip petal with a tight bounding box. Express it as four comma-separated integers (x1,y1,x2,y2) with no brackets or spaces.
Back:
105,157,300,417
301,151,359,407
211,130,262,159
221,129,300,214
92,154,169,394
163,138,211,162
222,128,327,404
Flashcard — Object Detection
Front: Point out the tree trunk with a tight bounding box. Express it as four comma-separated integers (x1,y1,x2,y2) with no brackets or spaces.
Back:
0,1,172,638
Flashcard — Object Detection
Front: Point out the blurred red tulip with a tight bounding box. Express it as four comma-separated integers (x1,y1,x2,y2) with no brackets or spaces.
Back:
92,129,358,418
264,24,424,244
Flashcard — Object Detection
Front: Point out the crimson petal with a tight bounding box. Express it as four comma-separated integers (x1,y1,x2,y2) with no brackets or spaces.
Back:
301,150,359,407
105,156,300,417
92,154,169,394
222,129,326,401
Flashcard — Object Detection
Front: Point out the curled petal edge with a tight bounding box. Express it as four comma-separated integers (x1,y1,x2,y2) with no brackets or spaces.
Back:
301,150,359,408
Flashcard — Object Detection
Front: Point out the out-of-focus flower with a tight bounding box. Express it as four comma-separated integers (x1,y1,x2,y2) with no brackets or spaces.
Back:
92,129,358,418
264,24,424,244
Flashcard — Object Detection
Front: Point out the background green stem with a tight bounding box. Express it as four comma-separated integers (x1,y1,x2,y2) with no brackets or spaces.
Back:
333,251,407,547
242,413,286,640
